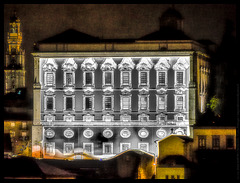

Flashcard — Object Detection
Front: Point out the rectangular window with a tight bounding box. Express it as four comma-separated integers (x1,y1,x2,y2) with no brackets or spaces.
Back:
46,73,54,86
46,97,53,110
66,97,73,111
22,122,27,129
158,72,165,85
176,71,183,85
103,143,113,154
66,73,73,86
138,143,149,152
120,143,131,152
105,72,112,85
212,135,220,149
105,96,112,110
122,96,130,110
85,97,92,110
45,142,55,155
140,96,148,110
122,72,130,85
165,175,169,179
226,135,234,149
11,122,15,127
198,135,206,149
64,143,74,155
83,143,94,154
140,72,147,85
85,72,92,85
158,96,165,110
176,96,184,110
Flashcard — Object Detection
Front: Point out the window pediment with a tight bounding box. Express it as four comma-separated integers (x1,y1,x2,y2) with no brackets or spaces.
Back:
173,57,189,70
121,87,131,94
64,87,75,95
101,58,117,71
103,87,113,94
139,87,149,95
157,87,167,94
118,57,135,70
43,58,58,72
81,58,98,71
45,88,55,96
154,57,171,70
136,58,153,70
62,58,77,71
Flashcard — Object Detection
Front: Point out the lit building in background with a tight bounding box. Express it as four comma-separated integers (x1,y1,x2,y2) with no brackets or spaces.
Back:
31,7,210,159
4,11,26,95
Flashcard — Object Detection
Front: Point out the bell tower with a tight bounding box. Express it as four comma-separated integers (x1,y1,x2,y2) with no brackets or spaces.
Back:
4,10,26,94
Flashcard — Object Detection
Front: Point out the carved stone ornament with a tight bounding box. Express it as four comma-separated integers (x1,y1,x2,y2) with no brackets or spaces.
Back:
156,88,167,94
103,128,113,138
45,128,55,139
81,58,98,71
121,87,131,94
154,57,171,70
83,128,94,138
173,57,190,70
139,87,149,95
64,87,75,95
138,128,149,138
45,88,55,96
120,128,131,138
62,58,78,71
64,114,74,122
136,57,153,70
156,128,167,138
83,87,94,95
101,58,117,71
64,128,74,138
174,128,185,135
103,87,113,94
43,58,58,71
175,87,187,94
118,57,135,70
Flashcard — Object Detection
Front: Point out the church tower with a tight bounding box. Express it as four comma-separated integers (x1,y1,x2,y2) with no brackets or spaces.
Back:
4,10,26,95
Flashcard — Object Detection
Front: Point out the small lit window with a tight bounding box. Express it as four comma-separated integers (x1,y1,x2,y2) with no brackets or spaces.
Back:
158,96,165,110
212,135,220,149
11,122,15,127
105,96,112,110
64,143,74,155
22,122,27,129
46,72,54,86
45,142,55,155
105,72,112,85
176,71,183,85
158,72,166,85
46,97,54,110
65,97,73,111
85,72,93,85
176,96,184,110
103,143,113,154
120,143,131,152
140,71,147,85
140,96,148,110
85,97,93,110
83,143,94,154
138,143,149,152
198,135,206,149
122,96,130,110
122,72,130,85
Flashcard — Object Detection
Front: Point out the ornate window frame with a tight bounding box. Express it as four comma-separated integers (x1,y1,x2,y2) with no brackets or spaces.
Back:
81,58,98,87
102,114,114,122
138,143,149,152
157,113,167,123
118,57,135,87
138,94,149,111
45,142,55,156
120,114,131,122
120,95,131,111
83,71,95,87
173,57,189,87
103,142,113,154
83,114,94,122
83,143,94,154
63,114,75,122
136,57,153,88
103,95,114,111
62,58,77,87
83,95,94,111
44,90,56,112
63,95,75,112
43,58,58,88
174,94,186,112
63,142,74,155
156,94,167,111
120,143,131,152
101,58,117,87
154,57,170,87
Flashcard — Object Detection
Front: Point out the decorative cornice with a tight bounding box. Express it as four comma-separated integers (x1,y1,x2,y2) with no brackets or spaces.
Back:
42,58,58,71
81,58,98,71
154,57,171,70
101,58,117,71
118,57,135,70
62,58,78,71
136,57,153,70
173,57,190,70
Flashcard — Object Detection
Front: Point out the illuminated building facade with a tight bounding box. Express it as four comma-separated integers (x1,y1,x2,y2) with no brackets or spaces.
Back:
4,11,26,95
32,8,210,158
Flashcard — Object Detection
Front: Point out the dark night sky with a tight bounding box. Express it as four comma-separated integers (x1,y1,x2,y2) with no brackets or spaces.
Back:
4,4,236,99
